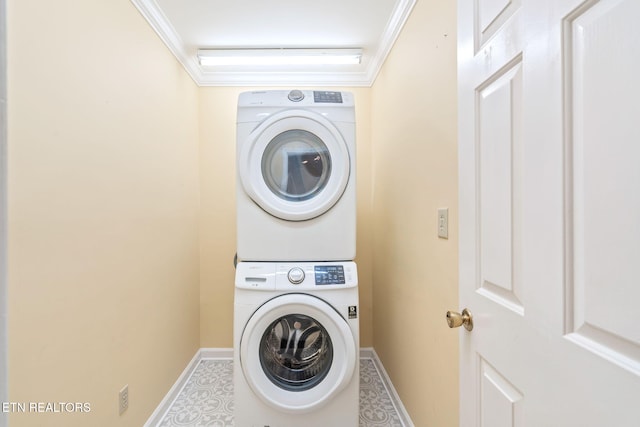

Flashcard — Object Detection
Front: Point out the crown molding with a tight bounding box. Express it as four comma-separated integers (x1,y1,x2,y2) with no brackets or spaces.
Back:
130,0,416,87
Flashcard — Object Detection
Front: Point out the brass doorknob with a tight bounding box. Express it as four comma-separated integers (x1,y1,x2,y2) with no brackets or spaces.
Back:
446,308,473,331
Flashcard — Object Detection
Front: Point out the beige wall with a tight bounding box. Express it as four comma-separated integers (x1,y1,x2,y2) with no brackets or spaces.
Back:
370,0,459,425
198,87,374,348
7,0,201,425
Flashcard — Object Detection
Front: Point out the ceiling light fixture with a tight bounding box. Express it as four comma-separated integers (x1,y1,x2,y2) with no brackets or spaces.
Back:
197,48,363,67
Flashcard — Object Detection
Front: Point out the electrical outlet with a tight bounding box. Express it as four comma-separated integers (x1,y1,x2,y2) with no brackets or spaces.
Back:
119,385,129,415
438,208,449,239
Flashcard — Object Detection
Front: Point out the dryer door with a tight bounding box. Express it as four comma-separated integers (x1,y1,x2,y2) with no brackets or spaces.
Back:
239,293,356,413
238,110,350,221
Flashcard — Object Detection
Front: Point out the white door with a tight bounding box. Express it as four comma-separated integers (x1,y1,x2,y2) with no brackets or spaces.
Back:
457,0,640,425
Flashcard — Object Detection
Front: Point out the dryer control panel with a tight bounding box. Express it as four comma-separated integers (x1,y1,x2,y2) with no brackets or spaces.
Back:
238,89,354,109
235,261,357,290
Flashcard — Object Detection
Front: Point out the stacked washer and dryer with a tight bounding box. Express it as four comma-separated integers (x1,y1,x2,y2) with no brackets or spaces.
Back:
234,90,359,426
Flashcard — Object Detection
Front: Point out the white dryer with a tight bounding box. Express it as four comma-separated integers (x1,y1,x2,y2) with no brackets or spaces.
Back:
236,90,356,262
234,261,359,427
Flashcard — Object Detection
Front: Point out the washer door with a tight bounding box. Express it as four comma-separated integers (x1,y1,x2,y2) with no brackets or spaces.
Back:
239,293,356,413
238,110,350,221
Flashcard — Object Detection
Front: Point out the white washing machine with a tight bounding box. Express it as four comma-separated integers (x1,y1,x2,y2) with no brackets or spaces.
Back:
236,90,356,262
234,261,359,427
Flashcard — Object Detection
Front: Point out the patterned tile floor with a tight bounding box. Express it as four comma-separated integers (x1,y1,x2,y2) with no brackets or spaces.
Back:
157,358,406,427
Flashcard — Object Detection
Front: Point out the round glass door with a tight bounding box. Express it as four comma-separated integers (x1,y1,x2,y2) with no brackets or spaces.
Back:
238,110,350,221
239,294,356,413
259,313,333,391
262,130,332,202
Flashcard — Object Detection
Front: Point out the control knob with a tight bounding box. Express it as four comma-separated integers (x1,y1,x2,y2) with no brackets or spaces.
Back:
288,90,305,102
287,267,305,284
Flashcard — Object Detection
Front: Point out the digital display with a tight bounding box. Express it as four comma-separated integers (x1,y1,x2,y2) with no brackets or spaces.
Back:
314,265,345,285
313,91,343,103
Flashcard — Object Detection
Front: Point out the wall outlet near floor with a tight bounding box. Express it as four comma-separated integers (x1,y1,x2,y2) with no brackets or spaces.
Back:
438,208,449,239
119,384,129,415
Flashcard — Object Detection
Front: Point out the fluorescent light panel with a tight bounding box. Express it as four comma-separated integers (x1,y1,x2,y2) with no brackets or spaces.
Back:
197,48,362,67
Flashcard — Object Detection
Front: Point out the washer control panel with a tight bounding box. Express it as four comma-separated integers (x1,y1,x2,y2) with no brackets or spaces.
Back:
277,262,356,289
235,261,357,290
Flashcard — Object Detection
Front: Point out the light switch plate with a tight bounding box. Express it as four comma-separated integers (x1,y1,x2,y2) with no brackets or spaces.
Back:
438,208,449,239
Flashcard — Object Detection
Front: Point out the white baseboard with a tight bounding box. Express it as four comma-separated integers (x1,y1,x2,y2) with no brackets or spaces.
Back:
199,347,233,359
143,349,203,427
146,347,413,427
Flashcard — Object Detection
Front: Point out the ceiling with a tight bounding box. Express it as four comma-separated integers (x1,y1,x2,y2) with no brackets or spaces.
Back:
130,0,416,86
